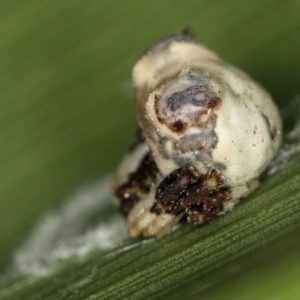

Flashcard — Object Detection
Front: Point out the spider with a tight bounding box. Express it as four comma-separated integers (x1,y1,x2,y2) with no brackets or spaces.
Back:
113,30,281,237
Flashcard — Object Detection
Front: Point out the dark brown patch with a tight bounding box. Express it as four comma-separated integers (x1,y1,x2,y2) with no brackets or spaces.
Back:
114,152,159,215
155,165,199,208
182,169,225,206
206,97,221,109
152,167,230,223
182,170,229,223
172,120,187,133
150,165,199,216
185,188,230,223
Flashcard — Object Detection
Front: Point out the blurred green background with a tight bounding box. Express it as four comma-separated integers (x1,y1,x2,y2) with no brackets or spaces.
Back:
1,0,300,299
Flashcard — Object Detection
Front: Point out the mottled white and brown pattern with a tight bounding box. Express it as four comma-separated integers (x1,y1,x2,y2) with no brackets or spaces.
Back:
113,30,282,237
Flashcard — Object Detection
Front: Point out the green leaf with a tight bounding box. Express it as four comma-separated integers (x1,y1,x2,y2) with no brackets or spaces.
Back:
1,1,300,299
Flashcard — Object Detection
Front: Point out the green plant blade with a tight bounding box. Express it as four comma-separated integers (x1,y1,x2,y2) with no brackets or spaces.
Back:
1,1,300,299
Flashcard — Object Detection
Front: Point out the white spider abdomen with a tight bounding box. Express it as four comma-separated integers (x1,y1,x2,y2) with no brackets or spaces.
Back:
134,36,281,191
113,31,282,237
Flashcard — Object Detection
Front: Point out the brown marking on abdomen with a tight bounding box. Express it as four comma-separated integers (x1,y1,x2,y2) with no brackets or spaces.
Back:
151,167,230,223
114,152,159,215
